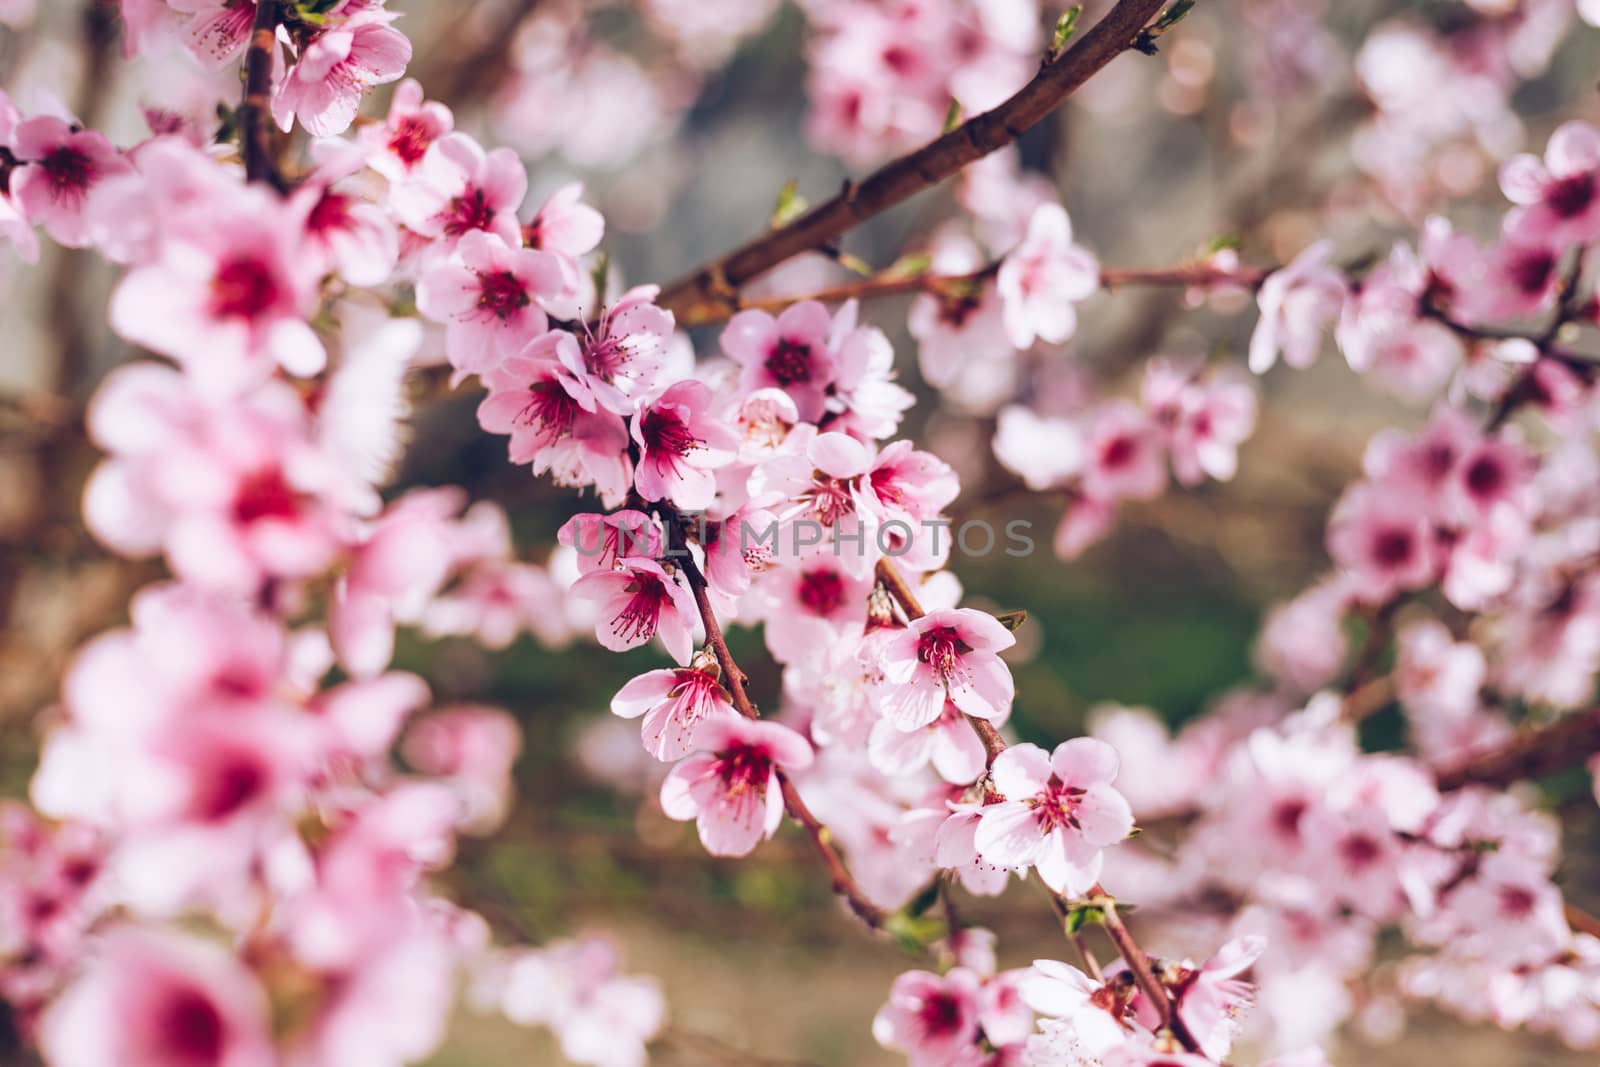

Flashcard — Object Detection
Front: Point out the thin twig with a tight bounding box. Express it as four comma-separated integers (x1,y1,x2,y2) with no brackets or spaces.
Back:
872,559,1198,1050
668,518,888,929
1092,889,1201,1052
655,0,1173,325
670,261,1269,328
1567,903,1600,941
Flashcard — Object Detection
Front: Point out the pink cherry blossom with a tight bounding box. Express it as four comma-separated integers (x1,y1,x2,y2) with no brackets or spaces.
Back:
542,286,673,415
8,115,132,248
524,181,605,261
996,203,1100,349
401,706,523,834
631,380,740,510
867,698,989,784
417,230,565,377
109,187,326,393
1019,959,1131,1064
909,231,1015,390
877,607,1015,731
390,132,526,249
1143,359,1258,487
754,554,875,664
1249,240,1347,374
292,156,400,287
330,488,463,678
569,557,699,664
659,717,812,856
872,967,984,1065
558,510,662,575
1501,121,1600,246
39,926,275,1067
826,302,915,440
1327,483,1439,603
611,663,738,761
993,405,1085,491
81,363,351,592
500,937,664,1067
1084,402,1167,502
721,300,839,422
975,738,1134,895
272,10,412,138
476,351,633,503
359,78,453,181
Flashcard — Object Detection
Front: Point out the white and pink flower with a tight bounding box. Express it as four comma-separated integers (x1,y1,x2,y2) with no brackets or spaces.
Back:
659,717,812,857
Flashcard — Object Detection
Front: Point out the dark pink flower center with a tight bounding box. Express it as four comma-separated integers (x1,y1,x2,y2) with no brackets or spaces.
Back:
476,270,530,320
210,256,280,321
1499,885,1537,919
1546,171,1596,219
516,380,577,446
443,188,495,237
388,116,436,167
583,323,639,382
916,991,963,1038
641,409,701,460
154,986,226,1066
1463,454,1505,500
610,576,667,645
1272,798,1307,839
1101,434,1138,470
1507,247,1556,295
1371,527,1417,569
41,145,93,193
232,468,299,525
195,754,267,822
306,191,352,235
764,338,815,386
797,568,846,616
1340,833,1382,869
917,625,971,688
715,742,770,798
1033,778,1087,831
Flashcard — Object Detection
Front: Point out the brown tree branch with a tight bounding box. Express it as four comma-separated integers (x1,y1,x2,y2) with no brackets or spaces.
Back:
655,0,1173,325
1435,707,1600,791
239,0,286,191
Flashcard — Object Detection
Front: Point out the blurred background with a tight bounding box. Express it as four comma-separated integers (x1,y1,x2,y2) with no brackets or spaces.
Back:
3,0,1600,1063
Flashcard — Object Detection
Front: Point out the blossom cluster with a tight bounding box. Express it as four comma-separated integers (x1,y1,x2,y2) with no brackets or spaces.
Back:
2,2,1600,1067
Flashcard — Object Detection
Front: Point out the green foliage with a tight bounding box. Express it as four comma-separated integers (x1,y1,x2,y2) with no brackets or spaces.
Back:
1051,6,1083,56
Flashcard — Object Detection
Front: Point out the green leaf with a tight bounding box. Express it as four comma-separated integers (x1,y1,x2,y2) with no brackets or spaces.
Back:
1156,0,1197,31
770,180,809,229
885,910,948,955
992,609,1028,633
942,98,962,133
1064,904,1104,934
905,879,944,918
886,251,933,278
1051,6,1082,54
836,252,874,277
